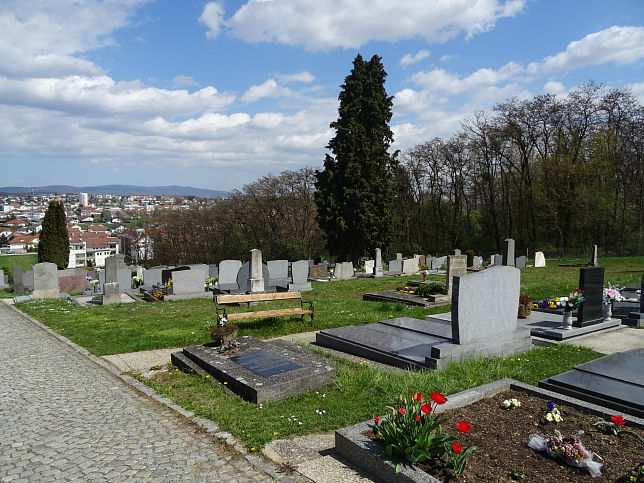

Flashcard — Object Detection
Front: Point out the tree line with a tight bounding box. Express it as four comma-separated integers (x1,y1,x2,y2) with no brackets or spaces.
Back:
142,82,643,266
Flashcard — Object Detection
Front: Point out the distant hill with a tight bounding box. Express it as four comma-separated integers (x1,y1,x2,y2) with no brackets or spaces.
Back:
0,185,228,197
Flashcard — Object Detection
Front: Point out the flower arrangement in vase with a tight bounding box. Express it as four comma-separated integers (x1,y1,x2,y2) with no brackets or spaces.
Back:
518,294,532,318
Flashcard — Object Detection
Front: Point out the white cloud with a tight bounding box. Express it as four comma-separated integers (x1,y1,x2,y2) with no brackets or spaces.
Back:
543,81,565,95
539,26,644,73
222,0,528,50
172,75,199,88
400,50,430,67
241,79,293,103
199,2,226,39
276,71,315,84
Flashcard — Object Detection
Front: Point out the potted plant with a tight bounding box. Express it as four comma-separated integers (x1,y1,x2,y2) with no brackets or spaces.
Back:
518,294,532,318
209,316,239,353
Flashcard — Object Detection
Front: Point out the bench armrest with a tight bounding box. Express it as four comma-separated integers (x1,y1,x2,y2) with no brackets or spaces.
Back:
300,297,314,324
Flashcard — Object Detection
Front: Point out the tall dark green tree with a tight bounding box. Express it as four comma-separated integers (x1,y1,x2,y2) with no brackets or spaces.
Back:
315,54,397,261
38,200,69,269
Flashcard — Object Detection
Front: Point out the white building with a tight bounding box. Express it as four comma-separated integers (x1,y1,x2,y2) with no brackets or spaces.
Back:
79,192,89,207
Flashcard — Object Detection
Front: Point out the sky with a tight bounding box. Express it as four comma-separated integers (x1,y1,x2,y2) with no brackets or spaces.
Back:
1,1,643,191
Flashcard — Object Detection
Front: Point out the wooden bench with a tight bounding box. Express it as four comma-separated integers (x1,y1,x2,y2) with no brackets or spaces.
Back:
214,291,314,325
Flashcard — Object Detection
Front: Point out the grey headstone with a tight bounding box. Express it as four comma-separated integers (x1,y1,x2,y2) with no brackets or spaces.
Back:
453,249,461,255
502,238,515,267
236,261,270,293
334,262,354,280
143,268,163,288
515,255,526,269
247,249,265,293
32,262,59,299
472,256,483,268
98,270,105,291
576,267,604,326
289,260,312,291
364,260,374,274
105,256,119,284
445,255,467,296
219,260,242,286
102,281,121,305
402,258,418,275
3,274,7,286
396,253,402,260
172,269,205,295
23,270,34,290
534,251,546,267
590,244,599,267
267,260,289,284
0,269,4,288
388,260,402,272
163,266,189,285
117,268,131,290
374,248,383,277
452,266,520,345
493,254,503,266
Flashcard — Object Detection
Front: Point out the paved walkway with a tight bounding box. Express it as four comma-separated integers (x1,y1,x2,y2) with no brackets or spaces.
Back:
0,302,281,482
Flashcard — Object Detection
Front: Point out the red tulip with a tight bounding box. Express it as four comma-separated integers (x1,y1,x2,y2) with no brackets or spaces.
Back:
457,420,471,433
399,408,405,415
430,392,448,405
452,443,463,454
415,415,421,422
611,414,625,426
374,417,380,424
413,392,423,401
420,403,432,414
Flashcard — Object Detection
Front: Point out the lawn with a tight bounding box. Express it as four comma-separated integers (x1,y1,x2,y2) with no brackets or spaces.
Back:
14,256,643,451
0,253,37,274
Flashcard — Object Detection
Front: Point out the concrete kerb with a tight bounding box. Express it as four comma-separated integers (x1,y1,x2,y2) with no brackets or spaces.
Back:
0,300,284,478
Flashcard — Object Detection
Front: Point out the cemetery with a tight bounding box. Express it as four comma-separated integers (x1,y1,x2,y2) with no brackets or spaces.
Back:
6,248,644,482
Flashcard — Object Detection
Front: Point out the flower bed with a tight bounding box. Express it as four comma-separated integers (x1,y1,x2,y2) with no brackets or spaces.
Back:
336,379,644,482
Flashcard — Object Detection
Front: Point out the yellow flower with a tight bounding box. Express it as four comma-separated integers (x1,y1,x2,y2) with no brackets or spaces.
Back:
224,381,228,385
205,375,210,378
251,447,255,451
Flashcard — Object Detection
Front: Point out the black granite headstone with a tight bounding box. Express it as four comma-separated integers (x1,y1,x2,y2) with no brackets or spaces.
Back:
575,267,604,327
231,349,301,378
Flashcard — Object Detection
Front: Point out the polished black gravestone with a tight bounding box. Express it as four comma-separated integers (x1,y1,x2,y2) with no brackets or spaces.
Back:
576,267,604,327
539,348,644,418
171,337,334,403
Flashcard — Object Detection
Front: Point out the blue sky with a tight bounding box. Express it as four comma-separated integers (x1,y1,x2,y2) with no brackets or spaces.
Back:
1,0,643,191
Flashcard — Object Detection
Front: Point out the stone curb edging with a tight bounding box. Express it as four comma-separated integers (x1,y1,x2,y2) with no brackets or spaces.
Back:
2,300,290,482
335,377,644,483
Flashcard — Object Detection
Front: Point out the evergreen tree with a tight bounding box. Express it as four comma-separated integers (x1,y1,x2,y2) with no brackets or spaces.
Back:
315,54,397,262
38,200,69,269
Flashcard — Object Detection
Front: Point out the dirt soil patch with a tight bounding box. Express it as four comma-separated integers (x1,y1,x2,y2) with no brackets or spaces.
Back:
377,389,643,481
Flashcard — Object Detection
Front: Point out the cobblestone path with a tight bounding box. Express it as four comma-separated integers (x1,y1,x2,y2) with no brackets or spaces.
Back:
0,302,276,482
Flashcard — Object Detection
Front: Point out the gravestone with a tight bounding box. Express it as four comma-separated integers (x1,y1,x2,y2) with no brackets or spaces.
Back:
289,260,312,291
396,253,402,260
364,260,374,274
308,263,329,280
590,244,599,267
247,249,265,293
334,262,354,280
502,238,515,267
267,260,290,288
58,272,86,293
32,262,59,299
493,254,503,266
388,260,402,273
401,258,418,275
453,249,461,256
576,267,604,327
118,268,132,291
445,255,467,296
162,266,189,285
472,256,483,268
102,282,121,305
172,269,206,295
515,255,527,269
430,256,445,270
171,337,334,403
0,269,4,288
143,268,163,288
374,248,383,277
236,261,271,293
534,251,546,267
23,269,34,291
418,255,426,267
218,259,242,292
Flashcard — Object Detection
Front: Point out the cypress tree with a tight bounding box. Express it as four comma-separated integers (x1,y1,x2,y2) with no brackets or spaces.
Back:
315,54,397,262
38,200,70,269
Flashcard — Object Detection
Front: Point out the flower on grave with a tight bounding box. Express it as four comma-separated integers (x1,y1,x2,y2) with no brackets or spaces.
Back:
603,283,624,303
165,278,173,288
611,414,625,425
544,402,563,423
563,290,584,310
373,391,474,476
594,414,644,444
502,398,521,409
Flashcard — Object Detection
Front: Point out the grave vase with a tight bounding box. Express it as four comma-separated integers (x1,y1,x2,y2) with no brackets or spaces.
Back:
602,302,612,319
562,310,574,330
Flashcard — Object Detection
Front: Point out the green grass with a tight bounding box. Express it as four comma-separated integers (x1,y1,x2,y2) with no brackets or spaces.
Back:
140,344,600,450
0,253,37,273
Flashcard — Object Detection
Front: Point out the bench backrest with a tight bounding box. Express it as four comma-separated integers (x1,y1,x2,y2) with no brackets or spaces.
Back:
216,291,302,304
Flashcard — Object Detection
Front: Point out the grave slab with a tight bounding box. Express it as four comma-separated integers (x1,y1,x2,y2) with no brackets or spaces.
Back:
171,337,334,403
